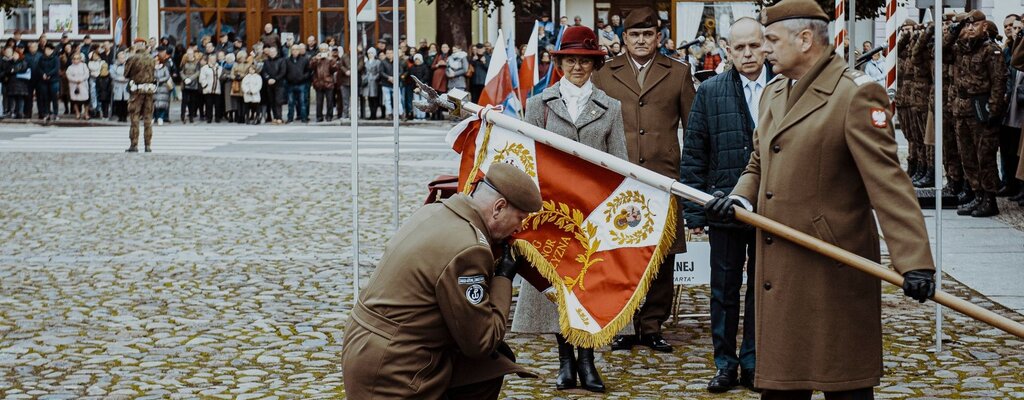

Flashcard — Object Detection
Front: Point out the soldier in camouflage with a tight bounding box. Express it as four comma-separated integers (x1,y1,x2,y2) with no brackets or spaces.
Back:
909,24,935,188
949,10,1008,217
124,39,157,153
896,20,925,183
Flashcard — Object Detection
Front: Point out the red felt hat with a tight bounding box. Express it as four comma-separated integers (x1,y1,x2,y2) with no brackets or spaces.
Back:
551,26,606,57
133,38,147,44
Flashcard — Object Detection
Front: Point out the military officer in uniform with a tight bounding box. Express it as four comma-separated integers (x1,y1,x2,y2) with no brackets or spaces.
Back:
592,6,695,353
895,20,925,185
909,23,935,188
341,163,541,399
124,38,157,153
949,10,1007,217
704,0,936,398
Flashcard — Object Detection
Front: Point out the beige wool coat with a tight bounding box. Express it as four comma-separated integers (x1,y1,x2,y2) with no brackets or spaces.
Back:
731,50,935,391
592,53,695,254
341,195,534,398
511,81,628,334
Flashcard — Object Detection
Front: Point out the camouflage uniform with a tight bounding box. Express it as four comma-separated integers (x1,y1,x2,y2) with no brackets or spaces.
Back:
938,26,965,186
896,31,925,177
125,50,156,151
910,29,935,176
950,36,1007,201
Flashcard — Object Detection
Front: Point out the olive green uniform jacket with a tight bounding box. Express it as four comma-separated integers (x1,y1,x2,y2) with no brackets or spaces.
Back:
341,194,534,399
731,50,935,391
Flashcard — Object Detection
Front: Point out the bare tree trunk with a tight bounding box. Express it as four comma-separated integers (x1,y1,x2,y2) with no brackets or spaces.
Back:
437,1,472,49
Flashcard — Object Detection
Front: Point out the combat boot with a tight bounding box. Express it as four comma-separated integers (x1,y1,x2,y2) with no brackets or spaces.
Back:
957,193,981,215
957,187,975,205
554,334,577,390
944,180,964,196
914,165,935,188
971,192,1000,217
125,146,138,153
906,160,920,182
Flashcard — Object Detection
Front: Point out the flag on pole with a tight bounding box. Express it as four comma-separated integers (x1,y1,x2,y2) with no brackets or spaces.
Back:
535,27,565,93
478,30,521,117
446,116,677,348
519,21,540,107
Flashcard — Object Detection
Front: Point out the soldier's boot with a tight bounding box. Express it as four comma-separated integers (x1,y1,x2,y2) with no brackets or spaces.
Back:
144,146,152,153
957,192,981,215
554,334,577,390
575,347,605,393
971,192,1000,217
944,180,964,196
125,147,138,153
1010,187,1024,202
906,160,920,182
914,165,935,188
957,187,975,206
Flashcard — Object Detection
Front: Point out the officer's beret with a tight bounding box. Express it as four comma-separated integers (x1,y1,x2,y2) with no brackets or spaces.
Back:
483,163,542,212
624,7,658,30
964,10,986,24
760,0,829,27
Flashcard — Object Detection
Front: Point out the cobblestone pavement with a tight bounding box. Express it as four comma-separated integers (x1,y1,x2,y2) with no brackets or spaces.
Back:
1,152,1023,399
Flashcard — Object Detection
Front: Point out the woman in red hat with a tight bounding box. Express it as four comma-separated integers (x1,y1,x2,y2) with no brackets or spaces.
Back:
512,25,626,394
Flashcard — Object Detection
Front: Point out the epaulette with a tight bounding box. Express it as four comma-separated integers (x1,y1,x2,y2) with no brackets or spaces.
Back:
473,226,489,247
844,69,877,87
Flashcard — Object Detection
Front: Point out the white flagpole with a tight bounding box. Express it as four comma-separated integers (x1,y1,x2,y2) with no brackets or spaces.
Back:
393,1,401,232
932,2,944,353
848,0,856,68
350,0,361,304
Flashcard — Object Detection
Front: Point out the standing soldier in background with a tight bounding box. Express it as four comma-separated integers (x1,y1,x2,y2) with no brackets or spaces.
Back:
950,10,1007,217
909,24,934,188
936,13,968,201
896,20,925,184
124,38,156,153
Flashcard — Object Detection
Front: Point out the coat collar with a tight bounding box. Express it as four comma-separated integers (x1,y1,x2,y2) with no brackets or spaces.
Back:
766,49,843,144
539,81,612,130
606,53,675,97
443,193,492,246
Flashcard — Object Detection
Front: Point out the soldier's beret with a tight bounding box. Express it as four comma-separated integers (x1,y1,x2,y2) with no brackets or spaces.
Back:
483,163,542,213
760,0,829,27
943,12,955,22
624,7,658,30
901,19,917,28
964,10,986,24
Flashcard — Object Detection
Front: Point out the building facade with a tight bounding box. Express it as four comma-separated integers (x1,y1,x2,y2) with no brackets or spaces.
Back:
1,0,126,41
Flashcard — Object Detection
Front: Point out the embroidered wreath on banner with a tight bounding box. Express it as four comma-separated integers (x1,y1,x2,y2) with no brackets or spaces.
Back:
603,190,656,246
523,200,604,292
490,142,537,177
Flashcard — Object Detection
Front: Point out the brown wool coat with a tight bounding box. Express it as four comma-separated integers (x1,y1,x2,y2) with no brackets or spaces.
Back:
341,195,534,398
731,51,935,391
592,53,695,253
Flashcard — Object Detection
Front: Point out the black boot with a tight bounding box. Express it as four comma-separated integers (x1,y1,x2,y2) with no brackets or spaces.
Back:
914,165,935,188
906,160,920,182
944,180,964,196
576,347,606,393
555,334,577,390
1011,187,1024,202
957,191,981,215
971,192,1000,217
957,187,975,206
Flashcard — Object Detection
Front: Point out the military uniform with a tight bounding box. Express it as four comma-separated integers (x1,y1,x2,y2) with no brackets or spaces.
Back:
909,28,935,186
895,26,926,181
949,14,1007,216
124,48,156,152
342,183,539,398
936,18,966,191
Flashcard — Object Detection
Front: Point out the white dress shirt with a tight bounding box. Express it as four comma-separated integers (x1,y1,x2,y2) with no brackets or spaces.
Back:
739,67,767,128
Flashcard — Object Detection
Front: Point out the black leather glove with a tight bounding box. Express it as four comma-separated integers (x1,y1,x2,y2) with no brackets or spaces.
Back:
704,191,742,224
949,22,964,39
494,242,519,280
902,269,936,303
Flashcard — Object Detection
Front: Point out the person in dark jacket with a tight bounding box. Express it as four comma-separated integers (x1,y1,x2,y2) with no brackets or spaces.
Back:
24,42,42,119
310,44,337,122
261,46,286,124
6,51,30,119
0,48,11,118
468,43,489,102
284,44,312,123
38,44,61,121
679,17,772,394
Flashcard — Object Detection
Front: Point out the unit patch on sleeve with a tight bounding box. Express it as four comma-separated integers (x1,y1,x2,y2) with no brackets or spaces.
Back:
458,275,486,285
465,284,485,304
870,108,888,128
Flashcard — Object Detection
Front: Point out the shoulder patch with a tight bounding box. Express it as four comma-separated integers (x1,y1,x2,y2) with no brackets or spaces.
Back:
459,275,486,285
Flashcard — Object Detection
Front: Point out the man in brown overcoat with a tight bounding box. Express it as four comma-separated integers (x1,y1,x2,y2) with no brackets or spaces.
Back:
704,0,936,398
593,6,695,353
341,163,540,399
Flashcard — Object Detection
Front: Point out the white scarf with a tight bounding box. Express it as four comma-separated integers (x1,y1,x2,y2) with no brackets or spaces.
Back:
558,76,593,123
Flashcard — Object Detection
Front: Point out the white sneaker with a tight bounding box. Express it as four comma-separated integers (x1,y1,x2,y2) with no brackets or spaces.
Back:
157,118,164,126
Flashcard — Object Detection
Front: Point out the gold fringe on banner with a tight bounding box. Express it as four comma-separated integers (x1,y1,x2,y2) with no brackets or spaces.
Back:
513,198,678,348
461,122,495,194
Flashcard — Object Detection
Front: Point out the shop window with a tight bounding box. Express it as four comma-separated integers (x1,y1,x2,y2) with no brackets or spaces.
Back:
79,0,112,34
320,11,344,44
267,0,301,9
322,0,343,7
190,0,217,8
162,11,188,44
162,0,187,7
217,0,245,7
3,1,36,34
190,11,218,43
220,11,246,42
376,9,404,44
43,0,74,33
